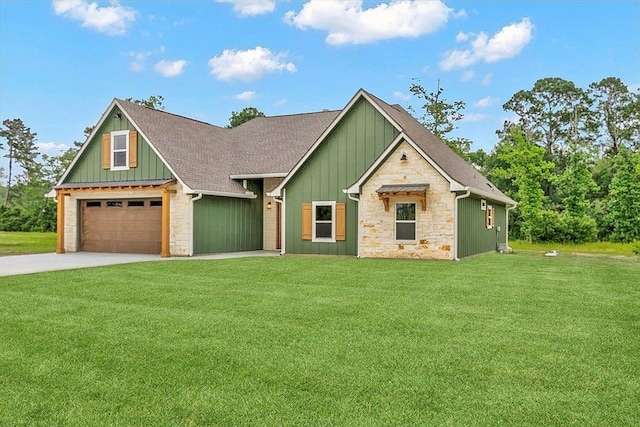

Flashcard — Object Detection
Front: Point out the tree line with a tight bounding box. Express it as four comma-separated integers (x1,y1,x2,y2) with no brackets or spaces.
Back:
1,79,639,246
411,76,639,244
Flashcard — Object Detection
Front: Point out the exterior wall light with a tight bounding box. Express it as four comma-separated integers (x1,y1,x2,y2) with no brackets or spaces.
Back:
266,201,272,209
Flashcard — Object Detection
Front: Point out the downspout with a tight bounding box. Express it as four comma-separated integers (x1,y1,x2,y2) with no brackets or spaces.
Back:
189,193,203,256
274,188,285,255
453,189,471,261
347,193,360,258
505,203,517,250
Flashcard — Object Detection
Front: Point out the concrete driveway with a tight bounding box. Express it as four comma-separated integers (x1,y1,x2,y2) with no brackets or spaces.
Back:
0,251,279,277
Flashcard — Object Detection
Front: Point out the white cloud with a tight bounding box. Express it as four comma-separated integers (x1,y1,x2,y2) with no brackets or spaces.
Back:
128,51,150,72
154,59,187,77
455,31,469,42
274,99,287,106
393,91,411,101
52,0,136,36
234,90,257,101
481,73,493,86
461,70,475,82
474,96,497,108
629,82,640,93
216,0,275,16
440,18,534,70
208,46,296,82
460,112,488,122
285,0,455,45
38,142,68,153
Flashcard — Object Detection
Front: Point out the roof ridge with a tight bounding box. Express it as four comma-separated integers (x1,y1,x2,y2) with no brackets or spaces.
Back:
252,109,342,120
116,98,225,129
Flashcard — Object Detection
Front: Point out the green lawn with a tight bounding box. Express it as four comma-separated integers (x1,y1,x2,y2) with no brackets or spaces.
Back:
0,232,56,256
1,253,638,426
510,239,637,256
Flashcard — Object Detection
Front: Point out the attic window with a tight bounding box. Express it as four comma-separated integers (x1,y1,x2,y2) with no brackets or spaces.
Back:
111,130,129,171
102,130,138,171
376,184,429,211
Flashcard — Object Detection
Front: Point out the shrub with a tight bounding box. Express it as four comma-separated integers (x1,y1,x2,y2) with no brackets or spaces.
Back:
531,211,597,244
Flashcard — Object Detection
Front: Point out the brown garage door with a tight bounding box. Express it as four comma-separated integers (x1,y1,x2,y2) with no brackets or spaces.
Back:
81,199,162,254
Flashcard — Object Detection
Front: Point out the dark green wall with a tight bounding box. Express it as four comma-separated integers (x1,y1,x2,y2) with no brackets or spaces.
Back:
457,197,507,258
193,180,263,254
284,98,398,255
65,107,173,183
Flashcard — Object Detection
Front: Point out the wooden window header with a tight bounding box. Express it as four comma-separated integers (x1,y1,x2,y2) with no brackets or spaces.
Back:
376,183,430,212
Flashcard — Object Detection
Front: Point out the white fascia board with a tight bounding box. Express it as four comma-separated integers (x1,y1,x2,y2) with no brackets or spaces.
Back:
115,100,191,192
270,89,403,197
229,173,287,180
467,187,517,206
55,99,190,194
346,133,460,195
188,189,257,199
56,98,119,186
345,133,406,194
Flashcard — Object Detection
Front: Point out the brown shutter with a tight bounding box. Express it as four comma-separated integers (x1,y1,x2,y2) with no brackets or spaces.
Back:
102,133,110,169
128,130,138,168
302,203,312,240
336,202,346,241
485,207,489,228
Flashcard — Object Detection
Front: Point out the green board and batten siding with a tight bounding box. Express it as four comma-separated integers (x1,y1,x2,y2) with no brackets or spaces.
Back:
457,197,507,258
284,98,398,255
64,107,173,184
193,180,263,254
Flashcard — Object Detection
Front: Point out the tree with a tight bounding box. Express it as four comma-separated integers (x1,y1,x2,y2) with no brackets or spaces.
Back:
125,95,165,110
503,77,597,157
0,119,38,207
588,77,640,155
490,126,554,242
227,107,265,128
556,142,598,217
605,148,640,242
408,78,472,159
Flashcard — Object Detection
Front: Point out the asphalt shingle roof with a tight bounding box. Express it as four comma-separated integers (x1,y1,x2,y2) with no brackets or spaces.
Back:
364,91,511,202
118,99,338,194
116,90,511,203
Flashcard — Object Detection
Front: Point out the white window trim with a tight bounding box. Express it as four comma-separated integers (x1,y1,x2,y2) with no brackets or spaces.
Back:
312,201,336,242
111,130,130,171
395,202,417,242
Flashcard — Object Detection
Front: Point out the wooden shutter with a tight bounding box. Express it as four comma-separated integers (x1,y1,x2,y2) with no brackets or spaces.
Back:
128,130,138,168
302,203,312,240
101,133,110,169
336,202,346,241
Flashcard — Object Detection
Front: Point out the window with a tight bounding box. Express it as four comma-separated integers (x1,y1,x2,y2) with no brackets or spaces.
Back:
86,201,101,207
396,203,416,241
106,201,123,208
111,130,129,171
486,205,494,229
312,201,335,242
302,202,345,242
127,200,144,207
150,200,162,207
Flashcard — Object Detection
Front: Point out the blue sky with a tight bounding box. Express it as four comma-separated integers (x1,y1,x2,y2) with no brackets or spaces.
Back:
1,0,638,160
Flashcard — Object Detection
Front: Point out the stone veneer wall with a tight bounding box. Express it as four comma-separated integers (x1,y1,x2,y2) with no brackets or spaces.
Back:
359,141,455,260
62,182,191,256
263,177,283,251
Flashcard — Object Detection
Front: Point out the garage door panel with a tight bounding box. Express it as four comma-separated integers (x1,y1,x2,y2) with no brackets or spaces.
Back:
81,199,162,254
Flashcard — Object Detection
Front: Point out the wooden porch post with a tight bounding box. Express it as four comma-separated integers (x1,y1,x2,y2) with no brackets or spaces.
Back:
161,187,176,257
56,191,66,254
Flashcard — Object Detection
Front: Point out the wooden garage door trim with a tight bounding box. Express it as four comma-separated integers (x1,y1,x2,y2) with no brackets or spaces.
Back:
81,198,162,254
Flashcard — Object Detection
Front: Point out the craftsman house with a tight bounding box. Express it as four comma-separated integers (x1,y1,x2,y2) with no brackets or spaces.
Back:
49,89,515,260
